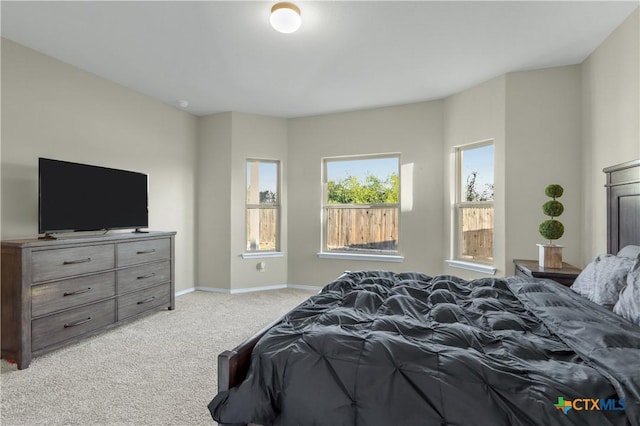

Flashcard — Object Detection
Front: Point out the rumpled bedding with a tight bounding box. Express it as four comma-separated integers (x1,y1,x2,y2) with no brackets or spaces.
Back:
209,271,640,426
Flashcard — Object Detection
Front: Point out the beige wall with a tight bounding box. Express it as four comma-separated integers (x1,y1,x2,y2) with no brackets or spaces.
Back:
287,102,444,286
504,66,583,269
444,67,583,277
196,113,232,290
581,9,640,263
1,39,197,292
3,7,639,292
443,76,506,279
196,112,288,291
230,113,288,290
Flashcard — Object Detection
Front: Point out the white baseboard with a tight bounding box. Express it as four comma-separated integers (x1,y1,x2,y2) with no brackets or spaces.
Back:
287,284,322,292
228,284,288,294
193,286,231,294
174,287,197,297
175,284,319,296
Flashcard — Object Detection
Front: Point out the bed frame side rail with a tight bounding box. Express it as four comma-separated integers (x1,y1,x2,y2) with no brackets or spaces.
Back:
217,271,350,392
218,316,283,392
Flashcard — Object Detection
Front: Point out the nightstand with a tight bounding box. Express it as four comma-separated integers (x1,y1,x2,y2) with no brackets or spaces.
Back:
513,259,582,287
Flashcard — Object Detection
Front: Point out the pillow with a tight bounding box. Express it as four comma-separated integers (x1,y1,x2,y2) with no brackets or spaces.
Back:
617,245,640,260
570,254,635,309
613,262,640,325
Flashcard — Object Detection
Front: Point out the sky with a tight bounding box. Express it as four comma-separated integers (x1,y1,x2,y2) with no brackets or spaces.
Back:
462,144,494,195
247,161,278,196
324,148,494,193
326,157,399,182
247,150,493,198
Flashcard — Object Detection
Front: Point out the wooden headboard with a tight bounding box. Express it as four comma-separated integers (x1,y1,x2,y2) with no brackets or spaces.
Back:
604,159,640,254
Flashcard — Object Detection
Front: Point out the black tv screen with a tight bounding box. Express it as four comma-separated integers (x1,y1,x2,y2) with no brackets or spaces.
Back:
39,158,148,234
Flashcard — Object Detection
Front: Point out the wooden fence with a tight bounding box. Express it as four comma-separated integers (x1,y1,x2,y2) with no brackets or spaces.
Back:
246,208,277,251
326,206,398,251
460,205,494,261
247,205,493,259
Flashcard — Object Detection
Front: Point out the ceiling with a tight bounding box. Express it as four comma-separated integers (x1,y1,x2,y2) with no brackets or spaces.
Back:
2,1,638,118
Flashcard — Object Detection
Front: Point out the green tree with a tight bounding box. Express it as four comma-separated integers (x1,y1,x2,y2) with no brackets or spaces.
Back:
388,174,399,203
328,173,398,204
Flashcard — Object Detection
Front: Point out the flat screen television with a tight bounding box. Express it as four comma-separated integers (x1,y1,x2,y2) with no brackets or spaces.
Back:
39,158,148,235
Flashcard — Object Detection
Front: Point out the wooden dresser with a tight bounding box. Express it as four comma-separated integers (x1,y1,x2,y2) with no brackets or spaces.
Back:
1,231,175,369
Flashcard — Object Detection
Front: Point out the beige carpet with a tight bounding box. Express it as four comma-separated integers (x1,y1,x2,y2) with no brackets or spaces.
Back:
0,288,314,426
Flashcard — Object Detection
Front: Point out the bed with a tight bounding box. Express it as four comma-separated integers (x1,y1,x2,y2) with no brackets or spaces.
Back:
209,160,640,426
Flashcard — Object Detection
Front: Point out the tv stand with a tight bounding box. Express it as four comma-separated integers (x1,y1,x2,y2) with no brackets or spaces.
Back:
133,228,149,234
37,234,57,240
1,231,176,369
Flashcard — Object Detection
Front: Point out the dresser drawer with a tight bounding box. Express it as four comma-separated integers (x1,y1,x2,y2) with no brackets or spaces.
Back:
32,272,116,318
118,284,171,321
32,299,116,352
32,244,115,283
117,260,170,295
117,238,170,267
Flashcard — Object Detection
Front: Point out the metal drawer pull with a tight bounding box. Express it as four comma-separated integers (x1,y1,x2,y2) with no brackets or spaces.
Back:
63,287,92,296
137,297,156,305
64,317,92,328
137,273,156,280
63,257,92,265
137,249,156,255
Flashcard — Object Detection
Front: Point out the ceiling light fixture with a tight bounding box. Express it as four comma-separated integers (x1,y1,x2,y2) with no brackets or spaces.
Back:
270,2,301,34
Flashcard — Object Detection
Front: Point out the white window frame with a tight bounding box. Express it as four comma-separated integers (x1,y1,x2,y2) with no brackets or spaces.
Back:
321,154,401,258
245,159,281,254
449,141,495,273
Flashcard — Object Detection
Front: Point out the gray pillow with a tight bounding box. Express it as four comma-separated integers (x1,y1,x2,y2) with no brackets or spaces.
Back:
613,262,640,325
570,254,634,309
617,245,640,260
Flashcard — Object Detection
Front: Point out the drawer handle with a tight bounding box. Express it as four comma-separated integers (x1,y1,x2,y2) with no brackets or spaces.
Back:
63,257,92,265
63,287,92,296
64,317,92,328
137,296,156,305
137,273,156,280
137,249,156,255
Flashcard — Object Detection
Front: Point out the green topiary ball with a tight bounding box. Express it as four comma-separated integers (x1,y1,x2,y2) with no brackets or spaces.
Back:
545,184,564,199
542,200,564,218
539,219,564,240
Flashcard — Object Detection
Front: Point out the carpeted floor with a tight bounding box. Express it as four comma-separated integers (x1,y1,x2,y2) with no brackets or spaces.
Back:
0,288,314,426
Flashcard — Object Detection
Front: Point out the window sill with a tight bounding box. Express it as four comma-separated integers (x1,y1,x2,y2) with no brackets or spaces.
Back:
317,252,404,262
446,260,496,275
241,252,284,259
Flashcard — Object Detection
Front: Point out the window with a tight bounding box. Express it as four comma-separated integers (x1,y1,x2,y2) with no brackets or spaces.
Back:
246,160,280,252
323,155,400,254
454,142,494,264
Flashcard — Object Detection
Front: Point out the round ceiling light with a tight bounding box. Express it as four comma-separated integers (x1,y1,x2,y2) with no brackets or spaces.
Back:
270,2,301,34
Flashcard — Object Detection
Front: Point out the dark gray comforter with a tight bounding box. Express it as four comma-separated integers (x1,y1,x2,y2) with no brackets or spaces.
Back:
209,271,640,426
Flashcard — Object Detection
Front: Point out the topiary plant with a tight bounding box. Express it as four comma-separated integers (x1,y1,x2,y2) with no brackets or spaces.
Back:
539,184,564,244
